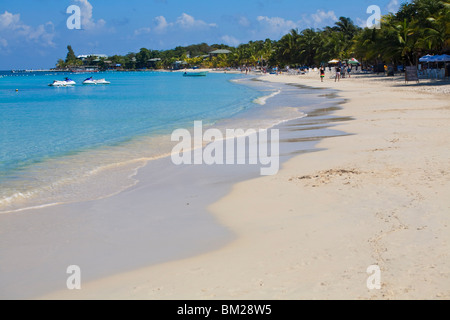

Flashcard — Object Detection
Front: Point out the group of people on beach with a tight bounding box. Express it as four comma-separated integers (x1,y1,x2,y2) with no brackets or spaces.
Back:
319,65,352,82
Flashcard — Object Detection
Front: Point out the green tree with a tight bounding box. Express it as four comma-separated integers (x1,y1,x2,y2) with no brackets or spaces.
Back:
55,0,449,71
298,28,321,66
334,17,360,41
56,59,66,69
65,45,78,65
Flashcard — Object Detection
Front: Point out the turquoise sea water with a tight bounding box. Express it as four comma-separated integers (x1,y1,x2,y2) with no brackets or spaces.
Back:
0,71,290,212
0,71,320,213
1,72,256,174
0,71,267,211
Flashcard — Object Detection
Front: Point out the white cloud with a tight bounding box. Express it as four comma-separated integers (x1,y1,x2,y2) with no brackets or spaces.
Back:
298,9,338,29
221,35,240,47
134,27,151,36
27,22,55,45
256,16,298,36
387,0,400,13
238,16,250,27
74,0,106,30
154,16,172,33
0,11,20,29
310,10,338,25
254,11,339,39
176,13,217,29
0,11,55,47
0,38,7,47
135,13,217,37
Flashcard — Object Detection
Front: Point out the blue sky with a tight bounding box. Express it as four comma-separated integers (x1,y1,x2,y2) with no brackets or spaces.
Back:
0,0,403,69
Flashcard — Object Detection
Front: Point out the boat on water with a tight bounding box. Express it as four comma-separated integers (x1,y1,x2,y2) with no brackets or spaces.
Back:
183,71,208,77
48,78,76,87
82,77,111,85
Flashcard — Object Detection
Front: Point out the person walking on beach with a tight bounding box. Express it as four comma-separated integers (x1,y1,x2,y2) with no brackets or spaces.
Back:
320,66,325,82
335,66,341,82
347,65,352,78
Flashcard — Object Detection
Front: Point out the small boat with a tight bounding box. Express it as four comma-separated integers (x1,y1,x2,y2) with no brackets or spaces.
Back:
82,77,111,85
183,71,208,77
48,78,76,87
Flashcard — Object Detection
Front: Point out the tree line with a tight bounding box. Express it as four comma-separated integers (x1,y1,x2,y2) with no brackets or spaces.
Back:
57,0,449,70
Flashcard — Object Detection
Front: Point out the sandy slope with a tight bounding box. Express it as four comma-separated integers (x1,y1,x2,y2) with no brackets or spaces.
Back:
43,73,450,300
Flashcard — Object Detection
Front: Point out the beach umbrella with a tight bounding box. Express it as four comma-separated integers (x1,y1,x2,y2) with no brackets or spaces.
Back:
419,55,435,79
347,58,360,65
419,55,434,62
434,55,450,79
434,54,450,62
328,59,340,64
419,55,436,70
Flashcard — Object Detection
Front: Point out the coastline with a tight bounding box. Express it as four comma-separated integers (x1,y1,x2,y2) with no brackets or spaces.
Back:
40,73,450,300
0,72,262,214
0,74,346,299
0,72,336,216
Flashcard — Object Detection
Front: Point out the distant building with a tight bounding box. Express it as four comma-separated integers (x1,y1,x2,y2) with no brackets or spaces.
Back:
209,49,232,58
173,60,188,70
209,49,232,55
77,54,108,61
70,66,99,73
148,58,162,69
102,61,122,70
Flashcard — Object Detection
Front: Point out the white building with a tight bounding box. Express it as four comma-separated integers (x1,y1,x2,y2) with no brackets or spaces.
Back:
77,54,108,61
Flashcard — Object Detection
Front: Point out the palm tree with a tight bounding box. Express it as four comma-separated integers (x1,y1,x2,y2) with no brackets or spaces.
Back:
334,17,360,41
395,18,421,65
353,27,384,65
420,1,450,52
261,39,275,66
273,29,301,66
321,28,347,61
298,28,320,66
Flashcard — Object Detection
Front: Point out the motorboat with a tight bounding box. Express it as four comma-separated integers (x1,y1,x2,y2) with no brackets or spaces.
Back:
82,77,111,85
183,71,208,77
64,78,76,85
48,78,76,87
83,78,96,85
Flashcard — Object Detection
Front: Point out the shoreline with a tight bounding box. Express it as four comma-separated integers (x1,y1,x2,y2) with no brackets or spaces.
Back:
0,73,325,215
41,73,449,300
0,72,345,216
0,76,346,299
0,72,259,214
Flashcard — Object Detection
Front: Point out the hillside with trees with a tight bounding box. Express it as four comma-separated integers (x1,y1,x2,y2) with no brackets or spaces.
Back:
56,0,449,71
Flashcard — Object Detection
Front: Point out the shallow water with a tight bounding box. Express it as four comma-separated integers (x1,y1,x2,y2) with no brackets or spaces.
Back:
0,75,351,299
0,72,333,213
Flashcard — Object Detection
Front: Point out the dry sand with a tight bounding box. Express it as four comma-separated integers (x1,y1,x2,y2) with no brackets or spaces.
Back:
43,73,450,300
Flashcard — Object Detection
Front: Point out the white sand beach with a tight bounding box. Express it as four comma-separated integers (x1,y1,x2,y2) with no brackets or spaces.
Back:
41,73,450,300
